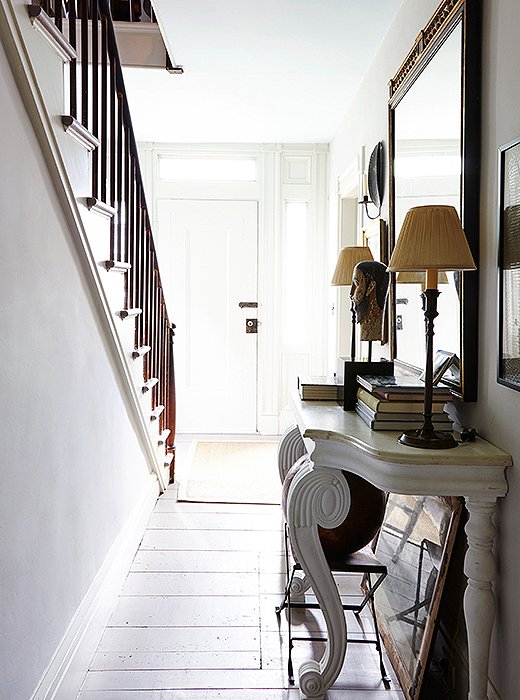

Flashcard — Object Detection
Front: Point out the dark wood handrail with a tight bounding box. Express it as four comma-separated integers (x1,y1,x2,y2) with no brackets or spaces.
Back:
35,0,175,481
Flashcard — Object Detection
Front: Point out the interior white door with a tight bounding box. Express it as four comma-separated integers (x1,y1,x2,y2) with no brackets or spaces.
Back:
156,200,258,433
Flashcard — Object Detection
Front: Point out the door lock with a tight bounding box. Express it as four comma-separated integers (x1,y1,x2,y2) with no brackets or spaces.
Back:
246,318,258,333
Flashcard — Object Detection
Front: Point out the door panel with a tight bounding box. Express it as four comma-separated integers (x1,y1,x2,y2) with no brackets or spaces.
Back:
156,200,258,432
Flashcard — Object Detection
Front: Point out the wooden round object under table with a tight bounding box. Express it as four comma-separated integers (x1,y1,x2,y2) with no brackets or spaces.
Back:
282,456,386,564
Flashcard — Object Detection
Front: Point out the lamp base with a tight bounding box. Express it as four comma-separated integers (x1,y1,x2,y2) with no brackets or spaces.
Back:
398,428,458,450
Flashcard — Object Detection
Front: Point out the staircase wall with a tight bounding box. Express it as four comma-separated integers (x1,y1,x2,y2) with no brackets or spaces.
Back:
0,34,158,700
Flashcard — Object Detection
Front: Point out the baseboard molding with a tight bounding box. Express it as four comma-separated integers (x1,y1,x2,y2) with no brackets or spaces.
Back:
257,413,280,435
30,474,159,700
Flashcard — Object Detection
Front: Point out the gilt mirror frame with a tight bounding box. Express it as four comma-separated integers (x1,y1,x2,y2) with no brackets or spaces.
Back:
388,0,480,400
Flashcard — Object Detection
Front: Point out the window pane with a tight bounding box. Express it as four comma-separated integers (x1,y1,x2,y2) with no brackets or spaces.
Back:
159,157,257,182
283,202,308,346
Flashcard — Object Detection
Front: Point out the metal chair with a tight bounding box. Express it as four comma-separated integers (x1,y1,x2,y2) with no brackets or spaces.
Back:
275,523,392,687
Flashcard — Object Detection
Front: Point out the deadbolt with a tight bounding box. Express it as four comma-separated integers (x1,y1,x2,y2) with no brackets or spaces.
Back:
246,318,258,333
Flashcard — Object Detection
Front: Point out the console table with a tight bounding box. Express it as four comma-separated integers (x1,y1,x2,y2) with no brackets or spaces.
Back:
279,391,512,700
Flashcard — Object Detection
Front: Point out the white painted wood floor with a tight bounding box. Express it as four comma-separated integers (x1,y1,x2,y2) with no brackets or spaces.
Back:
77,439,405,700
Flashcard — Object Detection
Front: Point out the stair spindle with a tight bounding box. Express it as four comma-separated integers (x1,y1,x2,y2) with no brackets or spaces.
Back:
100,14,108,203
68,0,77,118
55,0,62,32
91,0,99,198
80,0,89,127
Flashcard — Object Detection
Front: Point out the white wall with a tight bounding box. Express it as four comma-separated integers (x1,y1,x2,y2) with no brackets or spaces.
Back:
329,0,520,697
0,39,153,699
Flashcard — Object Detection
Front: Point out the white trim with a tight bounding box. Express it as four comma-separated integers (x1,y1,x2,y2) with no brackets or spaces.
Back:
257,414,280,435
30,474,159,700
337,158,359,198
61,115,100,151
27,4,76,62
141,142,329,434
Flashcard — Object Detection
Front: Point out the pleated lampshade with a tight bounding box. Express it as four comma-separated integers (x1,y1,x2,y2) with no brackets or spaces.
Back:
388,205,476,272
331,246,374,286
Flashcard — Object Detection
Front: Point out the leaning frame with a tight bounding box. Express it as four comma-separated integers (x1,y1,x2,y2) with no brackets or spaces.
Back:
372,495,464,699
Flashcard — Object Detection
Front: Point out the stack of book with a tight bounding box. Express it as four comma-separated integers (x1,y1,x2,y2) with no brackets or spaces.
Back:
298,376,342,400
355,374,454,431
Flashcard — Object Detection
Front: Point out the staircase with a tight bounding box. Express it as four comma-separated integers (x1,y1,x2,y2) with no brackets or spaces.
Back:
1,0,176,490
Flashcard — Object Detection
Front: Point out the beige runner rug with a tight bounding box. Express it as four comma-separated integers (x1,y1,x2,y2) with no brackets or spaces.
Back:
178,441,281,504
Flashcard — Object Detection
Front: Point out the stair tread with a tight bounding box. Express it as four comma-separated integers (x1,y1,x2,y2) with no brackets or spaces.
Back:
158,429,171,446
132,345,151,359
28,4,77,62
119,308,142,319
86,198,117,218
150,405,165,420
62,115,100,151
142,377,159,393
104,260,131,273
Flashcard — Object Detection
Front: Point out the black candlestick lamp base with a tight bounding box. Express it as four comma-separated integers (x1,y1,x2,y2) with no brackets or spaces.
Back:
398,428,457,449
398,287,458,450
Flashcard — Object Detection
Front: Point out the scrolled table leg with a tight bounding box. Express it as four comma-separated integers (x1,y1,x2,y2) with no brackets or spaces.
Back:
278,425,307,483
463,499,498,700
286,460,351,699
290,568,311,602
298,660,326,700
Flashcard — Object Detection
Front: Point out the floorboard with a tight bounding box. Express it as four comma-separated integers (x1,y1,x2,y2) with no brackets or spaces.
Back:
77,437,404,699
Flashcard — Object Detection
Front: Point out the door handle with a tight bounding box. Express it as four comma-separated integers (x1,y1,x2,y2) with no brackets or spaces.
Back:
239,301,258,308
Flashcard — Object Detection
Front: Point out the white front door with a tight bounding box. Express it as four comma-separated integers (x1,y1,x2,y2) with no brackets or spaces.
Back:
156,200,258,433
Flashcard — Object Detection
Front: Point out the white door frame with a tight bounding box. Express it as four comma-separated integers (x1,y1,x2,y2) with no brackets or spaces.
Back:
139,142,329,435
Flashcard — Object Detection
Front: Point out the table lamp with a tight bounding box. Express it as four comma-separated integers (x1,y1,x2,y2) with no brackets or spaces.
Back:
396,270,449,290
331,245,374,360
387,205,476,449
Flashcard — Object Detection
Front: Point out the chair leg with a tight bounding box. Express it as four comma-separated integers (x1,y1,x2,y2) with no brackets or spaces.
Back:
275,523,292,615
288,639,295,685
275,522,296,684
367,574,392,687
287,557,295,685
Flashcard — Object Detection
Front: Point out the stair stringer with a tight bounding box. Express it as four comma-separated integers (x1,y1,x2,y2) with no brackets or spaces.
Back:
0,0,168,491
83,207,171,485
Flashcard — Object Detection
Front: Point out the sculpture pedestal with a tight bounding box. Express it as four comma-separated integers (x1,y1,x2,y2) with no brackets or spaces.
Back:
339,358,393,410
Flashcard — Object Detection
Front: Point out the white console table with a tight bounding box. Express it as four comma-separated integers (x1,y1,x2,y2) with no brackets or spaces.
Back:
279,391,512,700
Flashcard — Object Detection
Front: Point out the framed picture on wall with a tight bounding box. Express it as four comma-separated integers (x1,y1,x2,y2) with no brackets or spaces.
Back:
362,218,389,264
498,137,520,390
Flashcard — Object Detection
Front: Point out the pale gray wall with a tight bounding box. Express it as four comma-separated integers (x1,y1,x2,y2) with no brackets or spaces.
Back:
329,0,520,697
0,40,152,699
464,1,520,694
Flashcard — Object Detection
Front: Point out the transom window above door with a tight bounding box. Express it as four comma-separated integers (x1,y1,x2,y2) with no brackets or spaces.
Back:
158,156,258,182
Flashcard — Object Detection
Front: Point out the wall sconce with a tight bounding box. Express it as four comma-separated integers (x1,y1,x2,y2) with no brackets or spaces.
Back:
359,142,384,220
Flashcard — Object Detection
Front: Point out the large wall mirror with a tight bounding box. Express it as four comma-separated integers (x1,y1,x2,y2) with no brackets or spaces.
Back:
388,0,480,400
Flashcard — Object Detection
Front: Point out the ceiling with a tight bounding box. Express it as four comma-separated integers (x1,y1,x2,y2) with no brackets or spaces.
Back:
123,0,403,144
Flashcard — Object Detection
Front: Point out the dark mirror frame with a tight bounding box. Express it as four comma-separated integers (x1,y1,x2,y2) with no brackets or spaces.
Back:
388,0,481,401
